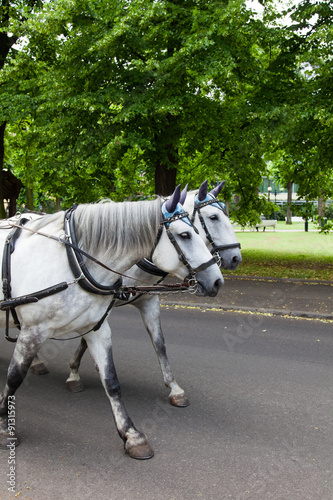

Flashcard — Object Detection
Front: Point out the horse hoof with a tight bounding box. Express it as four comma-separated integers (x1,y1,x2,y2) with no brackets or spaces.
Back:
30,362,49,375
0,432,20,449
125,439,154,460
169,393,190,407
66,380,85,393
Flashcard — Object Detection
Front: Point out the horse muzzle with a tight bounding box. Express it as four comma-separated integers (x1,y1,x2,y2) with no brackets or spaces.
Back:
196,276,223,297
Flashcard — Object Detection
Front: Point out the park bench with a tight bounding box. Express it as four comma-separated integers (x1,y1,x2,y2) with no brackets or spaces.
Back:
254,219,277,231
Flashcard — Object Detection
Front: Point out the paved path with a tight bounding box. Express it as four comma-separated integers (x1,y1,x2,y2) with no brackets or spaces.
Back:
161,275,333,320
1,307,332,500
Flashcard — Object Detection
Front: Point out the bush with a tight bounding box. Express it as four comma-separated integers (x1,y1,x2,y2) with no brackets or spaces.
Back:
273,204,287,221
325,203,333,220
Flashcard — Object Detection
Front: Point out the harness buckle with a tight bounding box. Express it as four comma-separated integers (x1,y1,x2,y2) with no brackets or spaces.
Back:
187,275,198,294
213,252,222,268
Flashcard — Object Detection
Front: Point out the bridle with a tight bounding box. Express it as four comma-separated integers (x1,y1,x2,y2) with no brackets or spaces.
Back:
152,206,220,292
190,195,241,264
135,195,241,287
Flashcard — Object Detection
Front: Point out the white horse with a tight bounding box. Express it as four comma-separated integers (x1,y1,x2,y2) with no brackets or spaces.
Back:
0,185,222,459
64,180,241,406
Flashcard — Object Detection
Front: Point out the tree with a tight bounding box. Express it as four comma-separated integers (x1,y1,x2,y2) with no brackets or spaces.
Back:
0,0,42,216
3,0,332,229
19,0,271,214
260,0,333,212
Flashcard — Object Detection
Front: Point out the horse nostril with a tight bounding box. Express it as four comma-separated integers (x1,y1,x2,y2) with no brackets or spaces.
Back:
233,256,239,264
214,278,223,291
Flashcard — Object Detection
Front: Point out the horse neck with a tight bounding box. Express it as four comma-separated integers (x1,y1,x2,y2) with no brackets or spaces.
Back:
74,199,163,275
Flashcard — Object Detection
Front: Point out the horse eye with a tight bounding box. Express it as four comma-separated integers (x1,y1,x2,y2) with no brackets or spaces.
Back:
209,214,219,221
179,232,191,240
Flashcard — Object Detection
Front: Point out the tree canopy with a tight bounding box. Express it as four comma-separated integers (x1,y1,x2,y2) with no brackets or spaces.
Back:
1,0,332,226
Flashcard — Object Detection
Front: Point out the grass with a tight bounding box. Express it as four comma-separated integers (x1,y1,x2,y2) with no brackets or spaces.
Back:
224,227,333,281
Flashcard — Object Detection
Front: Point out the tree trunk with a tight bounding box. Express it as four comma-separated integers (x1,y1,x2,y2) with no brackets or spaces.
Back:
286,181,292,224
26,187,34,210
154,162,177,196
318,196,325,219
225,200,230,217
153,115,178,196
0,122,7,218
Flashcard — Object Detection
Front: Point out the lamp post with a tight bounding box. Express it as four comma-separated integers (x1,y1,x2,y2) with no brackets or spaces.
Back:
268,186,272,201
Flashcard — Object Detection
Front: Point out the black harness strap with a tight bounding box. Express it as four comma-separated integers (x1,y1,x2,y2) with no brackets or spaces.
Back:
191,199,241,254
1,282,69,311
50,298,117,341
64,206,123,295
1,220,70,342
136,258,168,278
2,219,32,341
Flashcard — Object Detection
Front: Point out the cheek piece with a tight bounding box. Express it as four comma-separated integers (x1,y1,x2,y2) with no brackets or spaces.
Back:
191,193,241,256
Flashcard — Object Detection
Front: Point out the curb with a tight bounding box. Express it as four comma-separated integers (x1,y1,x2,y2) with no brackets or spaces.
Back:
223,275,333,286
160,300,333,321
161,274,333,320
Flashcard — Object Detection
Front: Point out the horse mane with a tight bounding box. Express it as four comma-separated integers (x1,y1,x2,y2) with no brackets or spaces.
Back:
74,198,163,258
30,198,163,259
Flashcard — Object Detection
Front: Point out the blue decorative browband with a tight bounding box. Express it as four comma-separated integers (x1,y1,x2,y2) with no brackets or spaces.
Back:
194,193,226,212
161,202,193,228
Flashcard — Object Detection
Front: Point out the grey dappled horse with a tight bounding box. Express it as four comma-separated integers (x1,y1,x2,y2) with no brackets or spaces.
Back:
64,180,241,406
0,185,222,459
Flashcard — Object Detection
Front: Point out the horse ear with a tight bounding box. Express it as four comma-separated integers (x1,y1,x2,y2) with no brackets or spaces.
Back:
165,184,181,213
197,180,208,202
209,181,225,198
179,184,188,205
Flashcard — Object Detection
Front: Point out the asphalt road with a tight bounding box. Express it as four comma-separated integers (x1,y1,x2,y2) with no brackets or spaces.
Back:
0,304,332,500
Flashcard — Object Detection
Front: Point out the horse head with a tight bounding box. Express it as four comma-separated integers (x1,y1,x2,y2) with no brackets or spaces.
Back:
152,185,223,297
186,180,242,271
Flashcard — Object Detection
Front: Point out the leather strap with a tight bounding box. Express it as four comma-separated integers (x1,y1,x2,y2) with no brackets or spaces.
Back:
64,206,123,295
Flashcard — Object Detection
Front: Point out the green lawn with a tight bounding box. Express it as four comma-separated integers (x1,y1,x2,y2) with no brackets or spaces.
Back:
224,227,333,281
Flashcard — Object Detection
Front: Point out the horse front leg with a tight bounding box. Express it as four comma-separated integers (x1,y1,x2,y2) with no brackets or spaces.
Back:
136,295,189,407
85,325,154,460
0,329,43,448
30,353,49,375
66,338,88,392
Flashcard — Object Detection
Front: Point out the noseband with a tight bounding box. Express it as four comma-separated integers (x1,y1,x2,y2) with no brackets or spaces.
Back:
190,197,241,261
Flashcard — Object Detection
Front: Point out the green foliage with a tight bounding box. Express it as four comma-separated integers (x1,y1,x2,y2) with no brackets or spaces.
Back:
0,0,332,228
261,0,333,205
273,204,287,222
3,0,273,209
290,201,316,221
325,203,333,220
